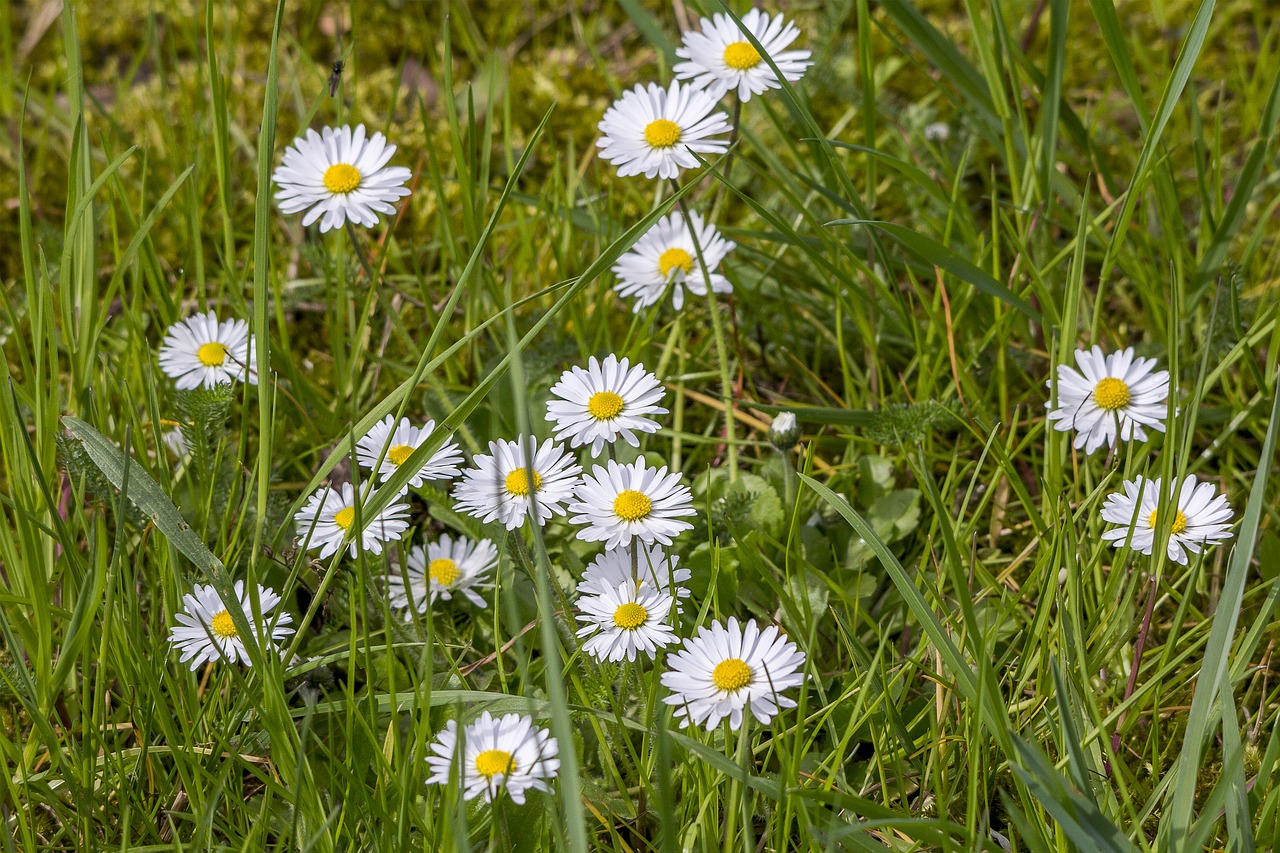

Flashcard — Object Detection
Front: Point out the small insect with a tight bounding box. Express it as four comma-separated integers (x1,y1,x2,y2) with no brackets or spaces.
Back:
327,60,344,97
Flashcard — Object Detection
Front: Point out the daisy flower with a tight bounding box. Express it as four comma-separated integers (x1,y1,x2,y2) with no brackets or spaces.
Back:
294,482,412,559
569,459,695,549
546,355,668,456
389,534,498,612
168,581,294,670
661,616,806,731
597,81,730,180
355,415,464,490
1045,346,1170,455
158,311,257,390
453,437,582,530
674,8,813,102
576,579,677,663
577,544,692,609
426,711,559,805
612,211,735,311
1100,474,1233,565
272,124,412,232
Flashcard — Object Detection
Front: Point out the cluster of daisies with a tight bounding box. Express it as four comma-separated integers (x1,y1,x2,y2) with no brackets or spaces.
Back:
1047,346,1234,564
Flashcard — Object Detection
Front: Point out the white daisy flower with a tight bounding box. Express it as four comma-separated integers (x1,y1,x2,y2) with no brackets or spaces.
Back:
597,81,730,180
661,616,806,731
576,579,677,663
158,311,257,390
389,534,498,612
355,415,464,490
294,482,412,559
569,459,696,549
1100,474,1234,565
577,544,692,610
453,437,582,530
272,124,412,232
426,711,559,805
1045,346,1170,455
674,8,813,102
546,355,668,456
168,581,294,670
612,211,735,311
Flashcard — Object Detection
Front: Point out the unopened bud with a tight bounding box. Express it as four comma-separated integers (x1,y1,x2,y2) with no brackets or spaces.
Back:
768,411,800,451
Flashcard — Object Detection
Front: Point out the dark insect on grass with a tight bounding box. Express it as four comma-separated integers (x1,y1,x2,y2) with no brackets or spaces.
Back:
328,60,343,97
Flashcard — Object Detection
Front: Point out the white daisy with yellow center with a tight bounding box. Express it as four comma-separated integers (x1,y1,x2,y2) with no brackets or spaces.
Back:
453,437,582,530
1046,346,1170,455
272,124,412,232
597,81,730,180
389,534,497,613
674,8,813,102
294,482,412,559
612,211,735,312
577,544,692,610
661,616,806,731
576,579,676,663
158,311,258,390
568,459,695,549
1100,474,1234,565
426,711,560,805
355,414,464,491
168,581,294,670
546,355,668,456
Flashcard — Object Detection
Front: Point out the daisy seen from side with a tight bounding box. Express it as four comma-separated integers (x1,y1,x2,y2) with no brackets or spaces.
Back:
453,437,582,530
576,579,677,663
597,81,730,180
1100,474,1233,565
426,711,560,805
546,355,668,456
355,414,464,490
389,534,498,613
158,311,257,390
612,211,735,311
568,459,696,549
168,581,294,670
1045,346,1170,455
272,124,412,232
294,482,412,559
674,8,812,102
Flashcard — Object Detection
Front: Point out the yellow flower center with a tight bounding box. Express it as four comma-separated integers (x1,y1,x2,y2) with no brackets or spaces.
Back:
612,602,648,630
712,657,752,692
334,506,356,530
505,469,542,497
210,610,238,639
1148,508,1188,536
428,557,461,586
474,749,515,778
587,391,625,421
644,118,682,149
723,40,762,70
613,490,652,522
1093,377,1131,411
658,247,694,279
323,163,362,194
387,444,415,466
197,342,228,367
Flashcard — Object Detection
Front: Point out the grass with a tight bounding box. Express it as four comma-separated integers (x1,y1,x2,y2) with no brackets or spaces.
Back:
2,0,1280,850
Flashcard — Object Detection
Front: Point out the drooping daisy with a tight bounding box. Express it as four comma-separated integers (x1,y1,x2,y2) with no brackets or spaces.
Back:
1100,474,1233,565
611,211,735,311
158,311,257,390
389,534,498,613
569,459,695,549
272,124,412,232
426,711,560,805
597,81,730,180
168,581,294,670
577,544,692,610
576,579,676,663
674,8,813,102
294,482,412,559
453,437,582,530
546,355,668,456
661,617,806,731
1045,346,1170,455
355,415,464,490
